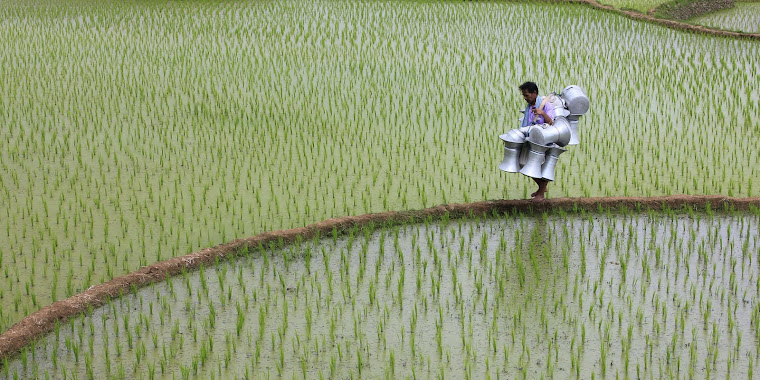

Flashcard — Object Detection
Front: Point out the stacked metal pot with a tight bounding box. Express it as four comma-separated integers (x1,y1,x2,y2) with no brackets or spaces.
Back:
499,85,589,181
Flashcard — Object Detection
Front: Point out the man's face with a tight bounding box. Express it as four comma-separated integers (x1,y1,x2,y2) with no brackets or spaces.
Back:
522,90,538,105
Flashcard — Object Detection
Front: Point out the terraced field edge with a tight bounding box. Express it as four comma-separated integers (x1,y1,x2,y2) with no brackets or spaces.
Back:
1,195,759,361
570,0,760,40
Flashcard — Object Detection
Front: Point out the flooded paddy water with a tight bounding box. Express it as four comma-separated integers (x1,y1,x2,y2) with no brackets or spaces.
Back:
3,207,760,379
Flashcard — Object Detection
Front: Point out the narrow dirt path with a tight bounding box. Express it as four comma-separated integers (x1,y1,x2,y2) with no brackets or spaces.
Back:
1,195,759,361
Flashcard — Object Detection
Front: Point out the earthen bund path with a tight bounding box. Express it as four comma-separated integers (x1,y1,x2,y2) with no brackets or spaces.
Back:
1,195,759,361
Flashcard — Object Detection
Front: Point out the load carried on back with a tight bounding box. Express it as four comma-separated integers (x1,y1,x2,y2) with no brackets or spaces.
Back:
498,85,590,182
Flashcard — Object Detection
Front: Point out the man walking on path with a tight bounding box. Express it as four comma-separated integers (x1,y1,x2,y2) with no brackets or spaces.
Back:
519,81,555,200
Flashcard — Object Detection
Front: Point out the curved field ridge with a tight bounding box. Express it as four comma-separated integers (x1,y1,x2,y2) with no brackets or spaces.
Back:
1,194,759,361
572,0,760,40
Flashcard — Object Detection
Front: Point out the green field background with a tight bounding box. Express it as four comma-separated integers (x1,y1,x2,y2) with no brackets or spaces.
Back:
0,0,759,333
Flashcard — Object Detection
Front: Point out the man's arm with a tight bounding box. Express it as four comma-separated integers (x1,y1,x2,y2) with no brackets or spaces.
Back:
535,103,554,126
545,103,555,125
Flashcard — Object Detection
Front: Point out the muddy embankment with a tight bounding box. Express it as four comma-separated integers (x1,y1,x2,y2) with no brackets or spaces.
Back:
1,195,759,361
570,0,760,40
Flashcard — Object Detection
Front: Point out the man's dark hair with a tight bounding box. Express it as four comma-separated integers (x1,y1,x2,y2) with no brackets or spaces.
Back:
519,81,538,94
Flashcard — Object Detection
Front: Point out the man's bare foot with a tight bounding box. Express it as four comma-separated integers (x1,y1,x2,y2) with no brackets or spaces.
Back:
531,192,546,201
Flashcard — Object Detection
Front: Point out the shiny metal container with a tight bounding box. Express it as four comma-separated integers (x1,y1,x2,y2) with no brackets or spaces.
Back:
561,85,590,116
500,130,525,146
498,131,525,173
541,144,568,181
567,118,580,145
527,117,571,147
519,140,550,178
519,140,530,166
499,147,522,172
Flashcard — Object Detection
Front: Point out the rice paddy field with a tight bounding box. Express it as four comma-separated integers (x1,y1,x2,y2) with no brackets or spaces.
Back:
691,2,760,34
1,0,760,377
3,207,760,379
